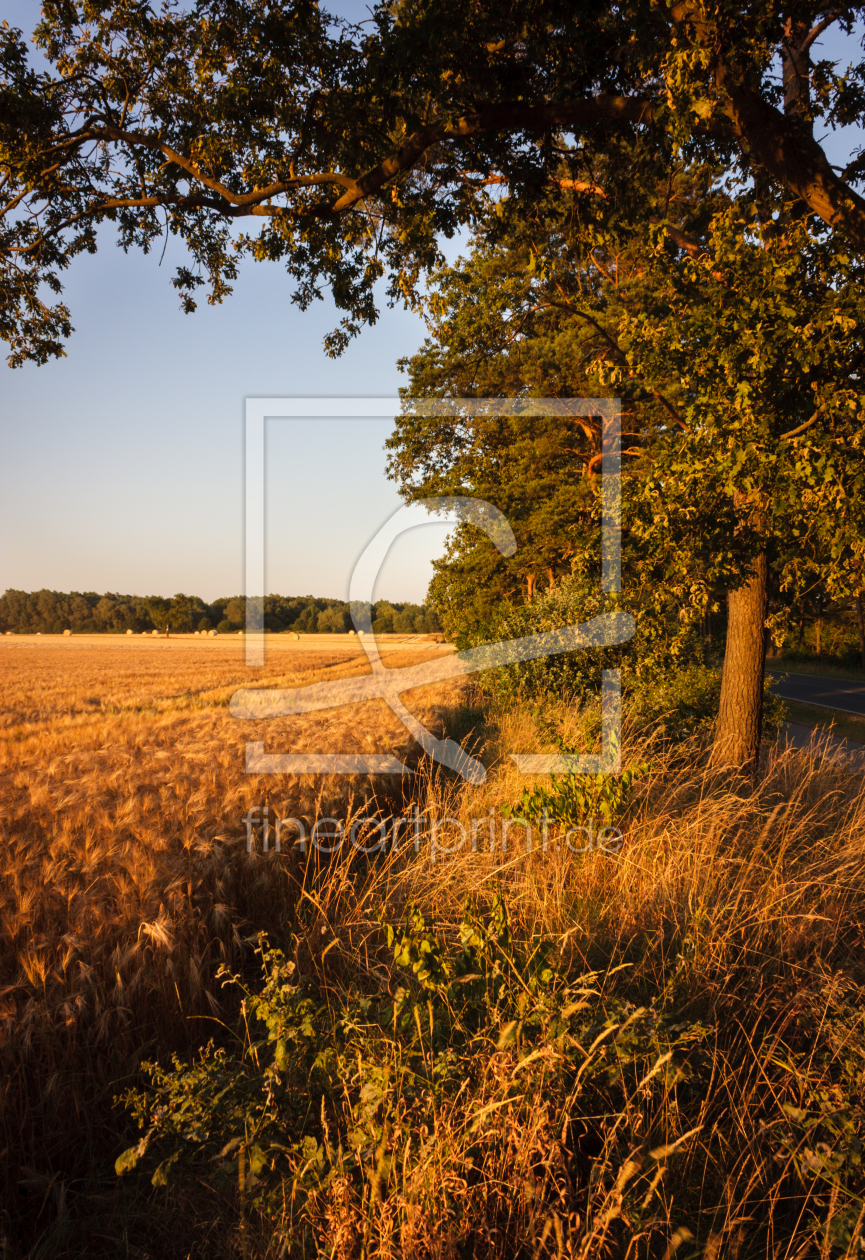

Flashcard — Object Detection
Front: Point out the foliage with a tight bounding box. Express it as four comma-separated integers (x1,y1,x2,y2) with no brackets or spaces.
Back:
387,407,600,633
500,703,651,832
116,899,713,1254
4,2,865,364
476,573,786,746
503,762,650,831
388,160,865,765
114,881,865,1258
627,662,787,743
471,572,707,708
0,588,440,635
392,188,865,637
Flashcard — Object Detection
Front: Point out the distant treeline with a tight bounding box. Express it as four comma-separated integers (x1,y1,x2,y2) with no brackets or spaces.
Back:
0,590,441,636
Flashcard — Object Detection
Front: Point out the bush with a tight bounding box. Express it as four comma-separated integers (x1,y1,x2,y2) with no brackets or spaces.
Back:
114,878,865,1258
504,759,651,830
116,897,712,1254
217,619,236,634
628,662,785,742
474,576,787,745
476,575,704,708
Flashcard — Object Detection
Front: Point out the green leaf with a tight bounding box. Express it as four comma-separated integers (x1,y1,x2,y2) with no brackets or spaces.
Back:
115,1146,140,1176
151,1150,181,1187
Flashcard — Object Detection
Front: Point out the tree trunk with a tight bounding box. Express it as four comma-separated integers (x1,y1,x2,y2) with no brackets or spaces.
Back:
855,593,865,672
815,617,822,659
709,552,769,773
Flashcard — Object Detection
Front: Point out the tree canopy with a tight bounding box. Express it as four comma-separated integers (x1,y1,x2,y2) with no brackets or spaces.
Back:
3,0,865,364
387,143,865,764
0,588,440,634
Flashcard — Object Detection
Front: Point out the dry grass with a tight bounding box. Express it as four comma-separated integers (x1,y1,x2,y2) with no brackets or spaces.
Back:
201,708,864,1260
3,641,865,1258
0,637,462,1254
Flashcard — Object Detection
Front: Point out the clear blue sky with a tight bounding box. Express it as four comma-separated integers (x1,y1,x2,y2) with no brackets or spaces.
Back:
0,220,452,604
1,4,861,606
0,0,452,606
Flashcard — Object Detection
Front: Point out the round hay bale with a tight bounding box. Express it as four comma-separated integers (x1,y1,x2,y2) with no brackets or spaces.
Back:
152,629,159,637
64,629,73,636
125,628,133,636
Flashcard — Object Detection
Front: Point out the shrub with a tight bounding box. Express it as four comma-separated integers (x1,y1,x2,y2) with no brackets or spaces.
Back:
503,760,650,830
116,896,712,1255
476,575,704,708
628,662,786,743
475,577,785,744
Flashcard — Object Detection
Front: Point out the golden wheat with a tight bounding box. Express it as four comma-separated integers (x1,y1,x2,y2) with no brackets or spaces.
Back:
0,636,461,1245
3,638,865,1258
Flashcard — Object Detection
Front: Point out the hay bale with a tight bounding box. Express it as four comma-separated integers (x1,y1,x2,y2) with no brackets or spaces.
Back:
64,629,73,636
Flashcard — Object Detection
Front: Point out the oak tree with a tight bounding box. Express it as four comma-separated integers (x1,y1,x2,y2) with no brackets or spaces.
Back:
3,0,865,361
388,174,865,770
4,0,864,768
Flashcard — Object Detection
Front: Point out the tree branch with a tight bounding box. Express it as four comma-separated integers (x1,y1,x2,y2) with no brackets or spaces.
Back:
89,121,359,205
670,1,865,249
332,97,659,212
779,406,821,440
801,10,843,53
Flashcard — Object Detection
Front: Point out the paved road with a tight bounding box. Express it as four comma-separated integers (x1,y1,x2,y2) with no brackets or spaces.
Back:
767,669,865,717
778,721,865,765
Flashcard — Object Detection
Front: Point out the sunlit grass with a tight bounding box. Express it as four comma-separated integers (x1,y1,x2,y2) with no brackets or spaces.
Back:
2,641,865,1258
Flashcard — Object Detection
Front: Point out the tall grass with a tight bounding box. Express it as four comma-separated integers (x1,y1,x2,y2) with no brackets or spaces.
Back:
117,704,865,1259
2,641,865,1257
0,639,457,1256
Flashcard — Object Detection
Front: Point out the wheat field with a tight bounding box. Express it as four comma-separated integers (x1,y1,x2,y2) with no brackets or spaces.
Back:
3,636,865,1258
0,634,464,1254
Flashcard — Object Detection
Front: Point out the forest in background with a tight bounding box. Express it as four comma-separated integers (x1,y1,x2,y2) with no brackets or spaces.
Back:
0,589,441,637
1,586,862,666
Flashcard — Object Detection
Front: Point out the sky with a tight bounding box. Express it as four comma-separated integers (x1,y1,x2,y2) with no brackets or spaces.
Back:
1,4,862,606
0,0,453,606
0,222,453,604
